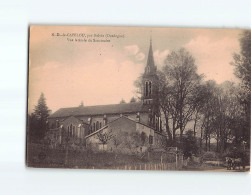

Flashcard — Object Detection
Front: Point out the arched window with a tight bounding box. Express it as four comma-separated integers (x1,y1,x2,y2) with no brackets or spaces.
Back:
67,126,70,136
96,121,99,130
100,122,102,128
73,125,75,137
149,81,152,95
93,123,96,132
145,81,149,97
70,124,73,137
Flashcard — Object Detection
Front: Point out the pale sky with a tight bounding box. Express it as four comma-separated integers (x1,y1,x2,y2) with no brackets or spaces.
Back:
28,26,242,113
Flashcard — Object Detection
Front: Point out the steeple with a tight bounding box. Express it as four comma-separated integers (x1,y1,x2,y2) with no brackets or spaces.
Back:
144,37,157,76
142,37,161,132
142,37,158,101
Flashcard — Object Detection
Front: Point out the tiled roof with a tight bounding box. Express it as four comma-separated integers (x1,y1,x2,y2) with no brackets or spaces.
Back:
48,102,150,118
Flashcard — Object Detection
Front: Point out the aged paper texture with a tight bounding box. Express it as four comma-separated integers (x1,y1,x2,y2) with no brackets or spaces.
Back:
27,25,250,171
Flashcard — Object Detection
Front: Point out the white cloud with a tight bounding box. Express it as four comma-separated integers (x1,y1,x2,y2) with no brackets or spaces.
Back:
154,49,169,67
135,52,145,61
124,45,139,56
184,35,239,83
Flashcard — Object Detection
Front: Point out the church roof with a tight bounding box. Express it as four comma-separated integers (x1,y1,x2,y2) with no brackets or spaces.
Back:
48,101,150,118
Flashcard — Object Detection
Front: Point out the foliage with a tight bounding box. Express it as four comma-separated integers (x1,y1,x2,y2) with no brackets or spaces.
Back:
34,93,50,121
156,48,202,144
130,97,137,103
119,99,126,104
202,151,218,161
96,130,114,150
182,130,199,158
232,30,251,96
231,30,251,147
119,131,150,154
28,93,51,142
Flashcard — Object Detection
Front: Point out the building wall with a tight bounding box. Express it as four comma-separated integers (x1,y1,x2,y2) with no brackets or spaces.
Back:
154,131,167,148
60,116,88,140
85,117,167,153
48,111,150,135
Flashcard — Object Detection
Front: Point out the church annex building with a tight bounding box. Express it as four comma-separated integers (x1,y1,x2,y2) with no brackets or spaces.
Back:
47,39,167,151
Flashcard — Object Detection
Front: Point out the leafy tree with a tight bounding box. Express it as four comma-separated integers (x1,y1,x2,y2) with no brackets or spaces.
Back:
183,130,199,158
231,30,251,147
119,99,126,104
79,101,84,107
161,48,202,144
29,93,51,141
130,97,137,103
34,93,50,121
134,48,202,146
120,131,149,154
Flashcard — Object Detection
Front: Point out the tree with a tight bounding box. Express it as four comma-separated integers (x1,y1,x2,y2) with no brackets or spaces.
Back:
130,97,137,103
121,131,149,154
199,80,220,151
119,99,126,104
29,93,51,141
79,101,84,107
231,30,251,147
183,130,199,158
162,48,203,145
133,48,202,146
34,93,50,121
96,130,113,150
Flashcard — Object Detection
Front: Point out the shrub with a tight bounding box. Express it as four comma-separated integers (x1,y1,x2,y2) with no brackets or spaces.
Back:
202,151,218,161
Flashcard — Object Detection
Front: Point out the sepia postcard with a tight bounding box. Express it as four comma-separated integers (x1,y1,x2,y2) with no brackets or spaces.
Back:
27,25,250,172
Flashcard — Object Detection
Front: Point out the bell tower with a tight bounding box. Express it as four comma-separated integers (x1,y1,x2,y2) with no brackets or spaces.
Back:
142,37,162,132
142,37,158,104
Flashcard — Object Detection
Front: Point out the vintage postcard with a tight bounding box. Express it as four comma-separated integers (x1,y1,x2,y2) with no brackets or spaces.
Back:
27,25,250,172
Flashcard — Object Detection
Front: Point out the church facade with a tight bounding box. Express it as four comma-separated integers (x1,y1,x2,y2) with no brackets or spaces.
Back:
47,39,167,150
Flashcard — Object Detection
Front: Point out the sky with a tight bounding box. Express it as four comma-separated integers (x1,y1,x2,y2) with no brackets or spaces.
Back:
28,26,242,113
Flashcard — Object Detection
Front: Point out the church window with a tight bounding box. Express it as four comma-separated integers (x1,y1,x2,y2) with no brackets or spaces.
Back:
70,124,73,137
149,81,152,95
145,81,149,97
96,121,99,130
73,125,75,136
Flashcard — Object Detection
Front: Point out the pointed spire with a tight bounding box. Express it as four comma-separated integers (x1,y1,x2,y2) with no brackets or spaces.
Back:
147,37,154,66
145,35,156,75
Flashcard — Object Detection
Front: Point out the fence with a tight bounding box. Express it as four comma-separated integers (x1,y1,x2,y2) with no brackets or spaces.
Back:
91,162,180,171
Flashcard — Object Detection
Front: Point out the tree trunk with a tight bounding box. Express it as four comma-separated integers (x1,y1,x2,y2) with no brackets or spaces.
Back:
65,145,69,166
193,111,199,138
200,128,203,148
208,133,211,151
164,114,173,145
216,134,219,152
205,134,208,152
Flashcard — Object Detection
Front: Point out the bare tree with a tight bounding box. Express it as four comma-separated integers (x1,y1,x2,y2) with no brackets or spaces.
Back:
162,48,203,144
96,130,113,150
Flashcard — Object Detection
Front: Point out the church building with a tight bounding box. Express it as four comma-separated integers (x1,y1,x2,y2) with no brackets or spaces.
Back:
47,39,167,150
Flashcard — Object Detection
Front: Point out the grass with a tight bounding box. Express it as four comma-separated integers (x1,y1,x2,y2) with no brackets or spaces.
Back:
26,143,164,169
